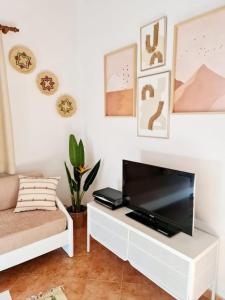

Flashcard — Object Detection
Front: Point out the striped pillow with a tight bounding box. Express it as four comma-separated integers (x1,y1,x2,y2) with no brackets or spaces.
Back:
14,176,60,212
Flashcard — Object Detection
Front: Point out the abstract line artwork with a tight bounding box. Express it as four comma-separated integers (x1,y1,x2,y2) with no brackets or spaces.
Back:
9,46,36,73
173,6,225,112
104,44,137,116
37,71,58,95
140,16,167,71
137,71,170,138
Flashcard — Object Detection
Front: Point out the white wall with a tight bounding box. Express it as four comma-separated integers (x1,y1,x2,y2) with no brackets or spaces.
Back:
76,0,225,296
1,0,225,296
0,0,83,202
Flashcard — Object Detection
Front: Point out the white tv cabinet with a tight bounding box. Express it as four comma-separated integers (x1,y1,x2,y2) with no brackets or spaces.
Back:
87,201,219,300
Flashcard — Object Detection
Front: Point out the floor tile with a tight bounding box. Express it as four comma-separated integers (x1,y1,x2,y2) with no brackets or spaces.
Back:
82,280,121,300
63,255,91,279
122,261,151,285
87,249,123,282
148,284,175,300
0,269,18,292
56,278,86,300
121,282,152,300
10,273,42,300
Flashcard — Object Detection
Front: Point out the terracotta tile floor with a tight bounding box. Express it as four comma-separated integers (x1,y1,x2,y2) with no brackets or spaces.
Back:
0,226,209,300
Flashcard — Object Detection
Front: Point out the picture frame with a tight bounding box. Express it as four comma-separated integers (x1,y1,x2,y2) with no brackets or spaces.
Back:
104,44,137,117
172,6,225,113
140,16,167,71
137,71,170,138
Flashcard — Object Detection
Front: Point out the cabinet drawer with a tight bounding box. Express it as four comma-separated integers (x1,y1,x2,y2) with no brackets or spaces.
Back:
90,220,128,260
128,243,188,300
129,231,189,275
88,208,128,239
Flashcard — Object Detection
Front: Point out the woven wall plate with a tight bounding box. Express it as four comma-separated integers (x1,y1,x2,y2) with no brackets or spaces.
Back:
9,46,36,73
56,95,76,117
36,71,59,95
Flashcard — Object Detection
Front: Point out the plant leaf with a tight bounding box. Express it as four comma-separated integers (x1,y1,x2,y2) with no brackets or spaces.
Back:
64,162,73,195
69,134,79,167
71,178,78,191
78,139,85,166
73,167,81,183
83,159,101,192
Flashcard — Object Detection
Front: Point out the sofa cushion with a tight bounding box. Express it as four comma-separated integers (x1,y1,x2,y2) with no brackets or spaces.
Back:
14,176,59,212
0,172,43,211
0,208,67,254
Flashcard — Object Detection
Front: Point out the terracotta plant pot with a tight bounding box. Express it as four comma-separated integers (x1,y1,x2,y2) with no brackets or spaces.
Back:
67,205,87,228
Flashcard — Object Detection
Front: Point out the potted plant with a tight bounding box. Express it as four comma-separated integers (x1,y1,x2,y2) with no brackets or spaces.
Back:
64,134,101,228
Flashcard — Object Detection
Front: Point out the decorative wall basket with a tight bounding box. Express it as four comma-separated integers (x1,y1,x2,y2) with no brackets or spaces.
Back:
37,71,58,95
9,46,36,73
56,95,76,117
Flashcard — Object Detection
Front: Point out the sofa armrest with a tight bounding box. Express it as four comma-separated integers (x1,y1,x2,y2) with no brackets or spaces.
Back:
55,197,73,231
56,197,74,257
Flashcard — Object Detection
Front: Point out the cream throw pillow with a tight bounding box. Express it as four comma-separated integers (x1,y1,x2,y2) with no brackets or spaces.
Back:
14,175,60,212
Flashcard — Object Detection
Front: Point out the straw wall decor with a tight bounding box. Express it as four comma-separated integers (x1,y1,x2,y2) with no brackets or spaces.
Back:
36,71,58,95
56,95,76,117
9,46,36,73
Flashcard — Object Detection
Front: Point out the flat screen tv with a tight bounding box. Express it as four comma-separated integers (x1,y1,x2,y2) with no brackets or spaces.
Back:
123,160,195,237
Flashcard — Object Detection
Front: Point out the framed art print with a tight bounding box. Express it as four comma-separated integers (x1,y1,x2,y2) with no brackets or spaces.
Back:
137,71,170,138
140,16,167,71
173,6,225,113
104,44,137,116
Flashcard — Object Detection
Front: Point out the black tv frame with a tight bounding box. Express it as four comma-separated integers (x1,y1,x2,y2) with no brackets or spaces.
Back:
123,160,195,237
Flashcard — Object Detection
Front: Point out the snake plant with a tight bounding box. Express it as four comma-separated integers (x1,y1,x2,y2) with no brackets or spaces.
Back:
65,134,101,213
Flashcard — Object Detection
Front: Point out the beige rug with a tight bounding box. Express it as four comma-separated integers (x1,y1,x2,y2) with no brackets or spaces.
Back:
26,286,67,300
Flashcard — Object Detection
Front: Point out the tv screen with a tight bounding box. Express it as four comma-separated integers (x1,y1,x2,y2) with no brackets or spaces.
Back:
123,160,195,236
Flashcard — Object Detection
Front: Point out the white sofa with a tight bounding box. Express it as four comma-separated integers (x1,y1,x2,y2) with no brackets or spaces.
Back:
0,173,73,271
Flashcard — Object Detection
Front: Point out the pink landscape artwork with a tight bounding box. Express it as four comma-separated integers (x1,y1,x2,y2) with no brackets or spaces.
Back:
105,44,136,116
173,6,225,113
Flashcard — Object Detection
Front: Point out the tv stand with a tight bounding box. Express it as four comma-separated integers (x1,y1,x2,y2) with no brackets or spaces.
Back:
87,201,219,300
126,210,180,237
